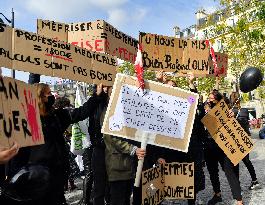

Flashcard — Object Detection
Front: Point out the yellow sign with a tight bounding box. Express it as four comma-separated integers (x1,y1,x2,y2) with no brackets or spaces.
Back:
37,19,138,63
141,162,194,205
0,25,117,86
201,99,254,165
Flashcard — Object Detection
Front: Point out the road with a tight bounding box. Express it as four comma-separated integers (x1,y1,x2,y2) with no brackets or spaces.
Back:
66,129,265,205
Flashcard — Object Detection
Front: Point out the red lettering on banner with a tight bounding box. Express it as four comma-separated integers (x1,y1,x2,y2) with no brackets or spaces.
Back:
95,40,103,51
71,42,78,46
105,39,110,52
71,39,103,51
85,41,93,50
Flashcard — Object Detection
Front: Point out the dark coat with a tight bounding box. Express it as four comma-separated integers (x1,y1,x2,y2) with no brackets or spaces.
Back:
233,108,251,135
8,95,100,176
104,135,136,182
0,95,101,204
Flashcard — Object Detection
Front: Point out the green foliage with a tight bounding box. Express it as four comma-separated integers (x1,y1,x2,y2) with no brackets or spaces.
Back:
257,87,265,99
144,70,156,80
118,61,156,81
241,93,250,103
118,62,230,94
118,61,135,75
213,0,265,76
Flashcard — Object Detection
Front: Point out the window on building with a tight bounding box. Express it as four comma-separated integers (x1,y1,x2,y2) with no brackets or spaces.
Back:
213,14,220,22
198,17,207,26
180,32,184,38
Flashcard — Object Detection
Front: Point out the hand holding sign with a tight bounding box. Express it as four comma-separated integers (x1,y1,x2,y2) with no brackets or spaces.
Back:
156,70,167,83
134,131,149,187
96,83,103,96
0,142,19,164
136,147,146,160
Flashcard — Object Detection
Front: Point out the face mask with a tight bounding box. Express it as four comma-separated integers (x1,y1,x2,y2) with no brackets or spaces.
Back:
45,95,55,110
208,101,216,109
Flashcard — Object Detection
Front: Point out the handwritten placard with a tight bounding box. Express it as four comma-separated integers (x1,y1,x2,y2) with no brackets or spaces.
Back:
141,162,194,205
0,76,44,148
139,32,210,75
37,19,138,63
142,165,164,205
102,73,199,152
201,99,254,165
109,84,191,138
164,162,194,199
0,25,117,86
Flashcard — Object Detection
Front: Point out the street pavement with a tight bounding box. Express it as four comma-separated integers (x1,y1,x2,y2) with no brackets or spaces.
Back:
66,129,265,205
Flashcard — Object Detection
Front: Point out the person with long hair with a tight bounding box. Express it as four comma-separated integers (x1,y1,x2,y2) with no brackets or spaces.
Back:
6,83,104,205
204,90,243,205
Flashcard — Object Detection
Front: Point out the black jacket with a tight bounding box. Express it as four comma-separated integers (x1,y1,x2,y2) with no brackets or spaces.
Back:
233,108,251,135
88,92,109,147
7,95,100,177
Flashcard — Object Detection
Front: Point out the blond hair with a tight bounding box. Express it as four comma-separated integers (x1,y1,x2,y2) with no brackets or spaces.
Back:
35,83,50,116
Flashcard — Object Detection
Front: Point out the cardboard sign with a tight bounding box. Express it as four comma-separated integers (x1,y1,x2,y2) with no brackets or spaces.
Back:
0,76,44,148
37,19,138,63
201,100,254,165
0,25,117,86
0,23,12,68
141,162,194,205
139,32,210,75
102,73,199,152
164,162,194,199
142,165,164,205
37,19,68,42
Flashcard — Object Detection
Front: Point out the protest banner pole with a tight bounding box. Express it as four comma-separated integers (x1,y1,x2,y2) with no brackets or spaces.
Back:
134,131,149,187
11,8,15,79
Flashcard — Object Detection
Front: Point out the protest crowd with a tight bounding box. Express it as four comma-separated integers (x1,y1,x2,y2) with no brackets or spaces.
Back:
0,17,264,205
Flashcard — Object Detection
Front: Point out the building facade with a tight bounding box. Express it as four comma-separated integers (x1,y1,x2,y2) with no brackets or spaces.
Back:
173,1,265,117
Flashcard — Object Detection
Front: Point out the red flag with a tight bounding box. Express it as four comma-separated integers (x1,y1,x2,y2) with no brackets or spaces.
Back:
206,40,219,76
134,44,145,90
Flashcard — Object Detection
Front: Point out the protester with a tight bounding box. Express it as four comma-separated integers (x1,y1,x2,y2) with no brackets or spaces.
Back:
132,73,171,205
88,84,111,205
155,71,206,205
204,90,243,205
230,92,260,190
104,134,145,205
5,83,104,205
53,97,80,192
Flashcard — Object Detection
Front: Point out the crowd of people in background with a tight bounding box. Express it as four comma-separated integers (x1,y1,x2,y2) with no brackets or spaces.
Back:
0,70,261,205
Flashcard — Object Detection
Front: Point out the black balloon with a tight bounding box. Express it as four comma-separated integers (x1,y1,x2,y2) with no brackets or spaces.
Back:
239,67,263,93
